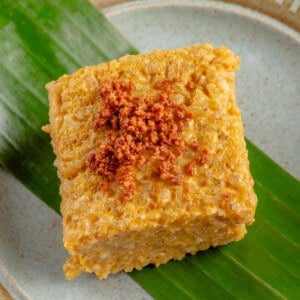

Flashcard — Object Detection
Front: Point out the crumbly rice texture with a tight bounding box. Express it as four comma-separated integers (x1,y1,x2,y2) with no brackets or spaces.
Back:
45,44,257,280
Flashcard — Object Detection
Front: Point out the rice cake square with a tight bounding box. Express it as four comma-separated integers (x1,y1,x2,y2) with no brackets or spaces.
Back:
44,44,257,279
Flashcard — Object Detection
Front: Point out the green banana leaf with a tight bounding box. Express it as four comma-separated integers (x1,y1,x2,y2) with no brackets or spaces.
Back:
0,0,299,299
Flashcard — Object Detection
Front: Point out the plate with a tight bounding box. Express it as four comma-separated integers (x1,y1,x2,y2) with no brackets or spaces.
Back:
0,0,299,299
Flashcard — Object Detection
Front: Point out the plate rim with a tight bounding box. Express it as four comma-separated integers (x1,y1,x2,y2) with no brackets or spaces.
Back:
103,0,300,43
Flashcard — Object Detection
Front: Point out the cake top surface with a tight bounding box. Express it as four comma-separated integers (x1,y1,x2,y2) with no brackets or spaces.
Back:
88,77,193,203
46,44,257,240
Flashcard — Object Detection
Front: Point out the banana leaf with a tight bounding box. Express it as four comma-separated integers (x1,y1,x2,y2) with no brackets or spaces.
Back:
0,0,299,299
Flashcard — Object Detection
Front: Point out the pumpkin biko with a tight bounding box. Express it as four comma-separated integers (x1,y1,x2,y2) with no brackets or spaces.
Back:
43,44,257,280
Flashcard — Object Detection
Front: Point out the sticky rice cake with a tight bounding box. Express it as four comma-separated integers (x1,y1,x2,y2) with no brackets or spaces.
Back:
45,44,257,280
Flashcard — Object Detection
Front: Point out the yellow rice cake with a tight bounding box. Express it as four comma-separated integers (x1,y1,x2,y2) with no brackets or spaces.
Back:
45,44,257,280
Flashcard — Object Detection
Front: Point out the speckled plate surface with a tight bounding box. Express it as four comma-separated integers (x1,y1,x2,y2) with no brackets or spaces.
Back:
0,0,299,299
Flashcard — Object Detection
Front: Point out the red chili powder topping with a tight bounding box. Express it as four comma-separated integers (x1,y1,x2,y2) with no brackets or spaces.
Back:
190,141,200,151
185,161,196,176
184,148,209,177
197,149,209,166
88,79,192,201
